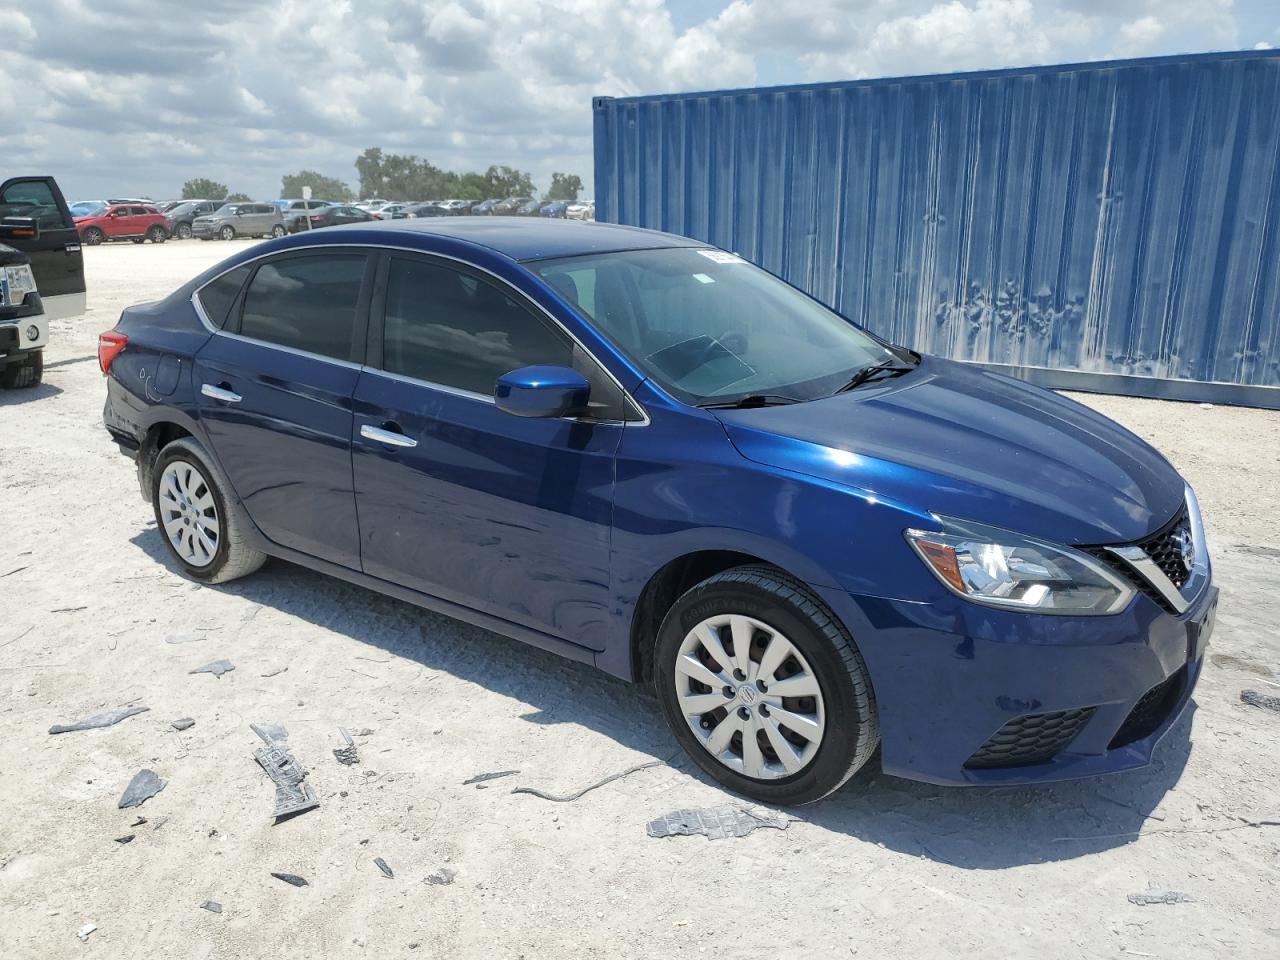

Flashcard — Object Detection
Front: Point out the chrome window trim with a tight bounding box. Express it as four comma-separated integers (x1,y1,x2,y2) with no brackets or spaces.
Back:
189,241,649,425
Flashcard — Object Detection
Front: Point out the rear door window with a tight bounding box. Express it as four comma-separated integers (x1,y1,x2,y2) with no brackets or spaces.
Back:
238,254,368,361
0,179,69,230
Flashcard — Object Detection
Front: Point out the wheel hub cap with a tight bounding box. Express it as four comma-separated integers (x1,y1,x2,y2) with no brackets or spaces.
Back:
158,460,220,568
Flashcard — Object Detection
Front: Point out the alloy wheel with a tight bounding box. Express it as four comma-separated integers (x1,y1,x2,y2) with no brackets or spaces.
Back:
83,228,104,245
177,223,192,239
220,225,235,240
674,614,826,780
158,459,221,567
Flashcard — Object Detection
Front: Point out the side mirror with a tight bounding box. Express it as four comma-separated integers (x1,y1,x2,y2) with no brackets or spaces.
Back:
495,365,589,418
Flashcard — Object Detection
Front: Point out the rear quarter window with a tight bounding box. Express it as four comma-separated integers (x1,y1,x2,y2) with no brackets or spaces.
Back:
196,265,252,329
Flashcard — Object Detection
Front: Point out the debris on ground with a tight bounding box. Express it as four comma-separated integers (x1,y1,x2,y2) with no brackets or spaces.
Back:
200,900,222,914
77,923,96,942
48,705,149,735
118,769,166,809
1241,689,1280,713
1128,890,1195,905
190,659,234,678
374,857,394,879
270,872,308,887
425,867,457,886
646,806,790,840
251,723,319,822
130,817,147,827
261,666,288,678
171,717,195,731
463,770,519,786
164,635,204,644
113,834,135,844
332,728,359,766
511,760,662,802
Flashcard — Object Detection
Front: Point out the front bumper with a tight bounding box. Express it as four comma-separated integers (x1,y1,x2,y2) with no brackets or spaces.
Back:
0,310,49,357
824,581,1217,786
190,222,221,238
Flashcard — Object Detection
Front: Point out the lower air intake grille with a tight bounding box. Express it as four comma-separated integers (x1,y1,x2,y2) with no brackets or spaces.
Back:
1109,668,1186,749
964,707,1096,769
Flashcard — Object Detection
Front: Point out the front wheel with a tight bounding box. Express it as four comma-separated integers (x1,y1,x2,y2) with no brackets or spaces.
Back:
271,224,286,238
654,565,879,805
147,225,167,243
219,225,235,241
151,438,266,583
82,227,105,245
0,350,43,389
176,222,192,239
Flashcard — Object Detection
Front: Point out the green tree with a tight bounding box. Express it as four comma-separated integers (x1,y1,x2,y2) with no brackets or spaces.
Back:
545,173,583,202
482,165,535,198
224,192,253,202
280,170,354,202
182,178,228,200
354,148,536,201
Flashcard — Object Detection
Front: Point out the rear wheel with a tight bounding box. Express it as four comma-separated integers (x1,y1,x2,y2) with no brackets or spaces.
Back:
654,565,879,805
151,438,266,583
219,225,235,241
82,227,105,245
176,222,192,239
0,350,43,389
147,225,167,243
271,224,286,238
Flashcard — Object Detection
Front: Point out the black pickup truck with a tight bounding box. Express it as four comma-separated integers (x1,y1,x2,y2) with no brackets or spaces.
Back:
0,176,87,388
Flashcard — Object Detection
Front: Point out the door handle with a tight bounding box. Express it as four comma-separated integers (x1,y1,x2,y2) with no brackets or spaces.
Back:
201,382,242,403
361,423,418,448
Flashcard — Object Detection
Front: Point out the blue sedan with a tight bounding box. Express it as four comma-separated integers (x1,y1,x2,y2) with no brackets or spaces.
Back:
98,219,1216,803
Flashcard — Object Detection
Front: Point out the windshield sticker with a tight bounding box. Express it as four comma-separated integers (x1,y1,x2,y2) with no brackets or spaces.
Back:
697,249,744,264
693,273,715,284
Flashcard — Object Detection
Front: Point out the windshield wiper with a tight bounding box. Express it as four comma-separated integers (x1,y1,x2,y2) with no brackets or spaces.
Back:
833,357,916,394
698,394,803,410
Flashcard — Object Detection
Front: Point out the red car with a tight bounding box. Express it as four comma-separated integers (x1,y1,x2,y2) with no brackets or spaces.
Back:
75,203,169,245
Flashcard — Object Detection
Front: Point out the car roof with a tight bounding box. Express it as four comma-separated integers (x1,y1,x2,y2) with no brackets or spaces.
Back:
304,217,703,262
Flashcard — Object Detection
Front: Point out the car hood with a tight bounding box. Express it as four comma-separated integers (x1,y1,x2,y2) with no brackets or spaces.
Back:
715,356,1185,545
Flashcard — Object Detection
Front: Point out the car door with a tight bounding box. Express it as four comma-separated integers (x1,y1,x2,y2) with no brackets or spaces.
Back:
254,204,275,233
0,176,85,318
351,253,635,650
193,249,375,568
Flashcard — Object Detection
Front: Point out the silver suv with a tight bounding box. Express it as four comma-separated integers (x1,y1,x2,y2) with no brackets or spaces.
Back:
192,203,285,241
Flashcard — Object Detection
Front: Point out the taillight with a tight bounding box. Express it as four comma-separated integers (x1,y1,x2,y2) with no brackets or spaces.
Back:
98,330,128,374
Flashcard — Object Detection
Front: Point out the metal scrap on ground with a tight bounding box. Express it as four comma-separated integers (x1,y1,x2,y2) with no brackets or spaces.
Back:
48,705,149,734
171,717,195,730
332,728,359,766
270,872,308,887
114,834,135,844
463,770,518,786
118,769,166,809
190,659,234,678
1128,890,1195,906
251,723,319,821
425,867,457,886
511,760,662,802
200,900,222,914
646,806,790,840
374,857,394,878
1241,689,1280,713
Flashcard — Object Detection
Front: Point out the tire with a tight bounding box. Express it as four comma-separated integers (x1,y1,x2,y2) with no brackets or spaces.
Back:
131,238,145,244
151,438,266,584
271,225,286,238
147,225,167,243
82,227,105,245
219,225,235,241
176,222,192,240
654,564,879,805
0,350,43,389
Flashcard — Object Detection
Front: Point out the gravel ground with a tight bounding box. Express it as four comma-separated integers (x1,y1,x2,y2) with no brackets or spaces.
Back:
1,240,1278,959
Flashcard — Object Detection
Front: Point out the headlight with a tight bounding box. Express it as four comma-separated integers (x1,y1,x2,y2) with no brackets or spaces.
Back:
905,517,1134,615
4,264,38,301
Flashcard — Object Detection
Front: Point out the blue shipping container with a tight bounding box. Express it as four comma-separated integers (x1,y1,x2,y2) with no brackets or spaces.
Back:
594,50,1280,408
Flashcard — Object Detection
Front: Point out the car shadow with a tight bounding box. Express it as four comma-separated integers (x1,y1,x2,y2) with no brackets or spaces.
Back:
129,527,1195,868
0,381,62,405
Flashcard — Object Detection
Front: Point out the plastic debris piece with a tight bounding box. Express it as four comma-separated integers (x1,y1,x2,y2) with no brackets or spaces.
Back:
114,834,135,844
251,723,318,822
646,806,790,840
1241,689,1280,713
118,769,166,809
463,770,519,786
271,872,308,887
49,705,149,735
171,718,195,731
333,728,359,766
374,857,394,879
425,867,457,886
511,760,662,802
77,923,96,942
200,900,222,914
261,666,288,678
1128,890,1195,906
164,635,204,644
130,817,147,827
190,659,234,678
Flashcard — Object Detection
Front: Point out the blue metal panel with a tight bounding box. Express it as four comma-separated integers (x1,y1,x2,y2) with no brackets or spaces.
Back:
594,51,1280,408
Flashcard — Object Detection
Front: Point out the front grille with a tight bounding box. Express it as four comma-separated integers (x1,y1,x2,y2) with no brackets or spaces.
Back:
964,707,1096,769
1109,667,1185,749
1082,505,1192,614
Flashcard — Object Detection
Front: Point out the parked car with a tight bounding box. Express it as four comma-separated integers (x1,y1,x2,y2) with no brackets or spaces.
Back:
401,202,446,218
192,203,286,241
278,199,337,234
371,203,411,220
354,198,388,210
75,203,170,245
539,201,568,218
0,174,86,387
157,200,185,213
470,198,502,215
492,197,532,216
108,197,157,206
70,200,109,218
301,204,375,229
165,200,222,239
98,219,1216,805
515,199,543,216
566,200,594,221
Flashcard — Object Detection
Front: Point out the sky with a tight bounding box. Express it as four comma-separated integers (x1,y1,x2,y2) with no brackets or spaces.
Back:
3,0,1278,203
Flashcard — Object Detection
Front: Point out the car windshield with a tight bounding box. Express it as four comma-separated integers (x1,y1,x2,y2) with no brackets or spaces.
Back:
71,200,107,217
533,247,903,405
168,202,197,215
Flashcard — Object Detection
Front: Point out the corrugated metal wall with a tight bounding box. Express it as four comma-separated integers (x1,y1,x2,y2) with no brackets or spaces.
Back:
594,51,1280,408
